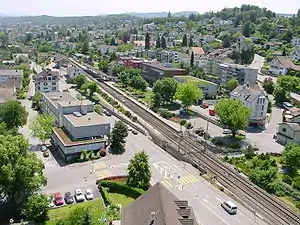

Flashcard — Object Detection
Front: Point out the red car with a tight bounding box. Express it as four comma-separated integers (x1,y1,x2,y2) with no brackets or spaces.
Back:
54,192,64,206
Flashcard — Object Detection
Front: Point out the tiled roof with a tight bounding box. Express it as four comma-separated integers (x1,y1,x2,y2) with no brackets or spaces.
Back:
191,47,205,55
121,182,198,225
231,84,265,103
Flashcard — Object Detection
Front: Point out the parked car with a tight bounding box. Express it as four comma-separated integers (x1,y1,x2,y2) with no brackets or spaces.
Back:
283,102,293,110
223,129,232,135
74,188,85,202
195,127,205,136
201,103,209,109
221,201,238,214
128,126,133,131
132,130,138,135
237,130,246,136
40,145,48,152
104,111,112,116
64,192,74,204
85,189,94,200
54,192,64,206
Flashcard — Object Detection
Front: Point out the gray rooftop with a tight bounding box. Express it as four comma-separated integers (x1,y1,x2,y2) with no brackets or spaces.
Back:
284,122,300,132
43,92,91,109
64,112,109,127
141,62,186,72
231,84,265,103
0,70,23,76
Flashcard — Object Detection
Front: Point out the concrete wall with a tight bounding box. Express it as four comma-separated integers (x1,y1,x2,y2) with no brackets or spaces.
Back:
243,68,258,84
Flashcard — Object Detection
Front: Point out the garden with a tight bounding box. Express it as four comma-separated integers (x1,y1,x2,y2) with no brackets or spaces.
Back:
224,143,300,211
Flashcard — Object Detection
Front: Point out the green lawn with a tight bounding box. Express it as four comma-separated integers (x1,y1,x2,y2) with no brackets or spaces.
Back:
45,199,104,225
109,193,135,206
175,75,211,85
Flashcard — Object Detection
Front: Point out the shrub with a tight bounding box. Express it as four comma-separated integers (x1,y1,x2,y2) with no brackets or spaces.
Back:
180,119,187,126
124,110,131,118
228,142,240,149
99,180,144,199
185,122,193,130
99,187,111,206
223,155,229,161
292,176,300,191
100,149,107,157
295,202,300,209
132,116,138,122
282,175,293,185
158,109,173,119
212,137,223,146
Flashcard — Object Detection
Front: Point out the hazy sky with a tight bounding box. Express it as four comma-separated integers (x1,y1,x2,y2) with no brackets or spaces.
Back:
2,0,300,16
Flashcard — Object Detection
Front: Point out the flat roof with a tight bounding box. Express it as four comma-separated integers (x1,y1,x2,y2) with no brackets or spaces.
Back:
53,127,104,147
174,75,215,85
43,92,92,108
141,62,186,72
64,112,109,127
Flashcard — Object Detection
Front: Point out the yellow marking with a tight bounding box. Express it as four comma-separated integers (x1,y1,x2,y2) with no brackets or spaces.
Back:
161,180,173,188
98,169,111,179
94,163,107,171
178,175,199,184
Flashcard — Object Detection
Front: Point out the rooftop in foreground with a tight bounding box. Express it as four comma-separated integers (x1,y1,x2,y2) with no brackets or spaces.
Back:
43,92,92,108
64,112,109,127
174,75,214,85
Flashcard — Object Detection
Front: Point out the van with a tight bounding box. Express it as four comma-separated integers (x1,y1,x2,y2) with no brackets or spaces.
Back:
221,201,238,214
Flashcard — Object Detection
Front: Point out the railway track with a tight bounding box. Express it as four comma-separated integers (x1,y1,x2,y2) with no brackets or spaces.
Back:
62,55,300,225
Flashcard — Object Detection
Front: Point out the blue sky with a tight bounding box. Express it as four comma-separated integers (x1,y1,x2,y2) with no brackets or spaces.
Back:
2,0,300,16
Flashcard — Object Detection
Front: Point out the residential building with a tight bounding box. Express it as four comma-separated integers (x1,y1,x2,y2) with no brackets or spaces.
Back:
53,41,75,50
269,56,300,76
191,47,205,56
37,52,49,62
67,66,84,79
216,63,258,85
118,57,145,69
160,51,181,63
140,62,186,84
291,37,300,47
54,57,71,69
230,84,268,127
42,92,110,160
277,110,300,145
194,56,234,74
0,70,23,104
174,76,217,99
121,182,199,225
290,48,300,62
34,70,59,93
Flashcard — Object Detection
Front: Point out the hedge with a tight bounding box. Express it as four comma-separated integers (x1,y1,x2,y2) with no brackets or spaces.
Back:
99,180,145,199
99,186,111,206
96,175,127,184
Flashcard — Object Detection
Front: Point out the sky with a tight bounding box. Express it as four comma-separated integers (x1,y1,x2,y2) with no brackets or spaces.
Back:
2,0,300,16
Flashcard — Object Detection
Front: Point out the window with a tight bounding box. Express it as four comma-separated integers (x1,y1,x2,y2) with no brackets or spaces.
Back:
52,82,56,85
261,105,264,111
43,82,48,86
52,87,56,91
261,112,263,117
282,128,286,132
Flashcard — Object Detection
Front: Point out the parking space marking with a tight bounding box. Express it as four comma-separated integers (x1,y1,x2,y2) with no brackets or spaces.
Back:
97,169,111,179
161,180,173,188
94,163,107,171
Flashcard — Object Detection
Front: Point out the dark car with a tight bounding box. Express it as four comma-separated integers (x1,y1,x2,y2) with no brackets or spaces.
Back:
64,192,74,204
132,130,138,135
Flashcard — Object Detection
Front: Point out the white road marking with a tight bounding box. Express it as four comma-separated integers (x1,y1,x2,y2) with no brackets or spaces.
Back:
215,197,223,202
173,164,181,171
203,199,220,212
235,218,241,223
111,163,128,168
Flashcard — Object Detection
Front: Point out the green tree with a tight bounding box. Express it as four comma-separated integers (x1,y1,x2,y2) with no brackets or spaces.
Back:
110,121,128,151
145,32,150,50
190,51,194,68
155,36,161,49
81,82,98,97
30,114,55,144
0,135,45,210
249,167,278,189
174,82,202,111
262,78,275,94
118,70,131,87
98,60,109,73
126,151,151,190
153,77,178,105
67,206,92,225
273,86,287,104
189,36,193,47
215,99,252,138
283,143,300,177
72,74,87,88
161,36,167,49
21,194,49,222
277,76,300,93
182,34,188,47
81,41,89,55
0,100,28,129
32,92,43,110
225,78,239,92
242,21,254,37
131,75,148,91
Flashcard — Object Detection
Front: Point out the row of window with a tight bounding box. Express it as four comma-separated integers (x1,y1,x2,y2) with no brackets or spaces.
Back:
43,82,57,86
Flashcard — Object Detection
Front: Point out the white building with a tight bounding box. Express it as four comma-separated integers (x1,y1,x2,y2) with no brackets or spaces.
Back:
67,66,84,79
290,48,300,62
230,84,268,127
269,56,297,76
291,37,300,47
160,51,181,63
34,70,59,93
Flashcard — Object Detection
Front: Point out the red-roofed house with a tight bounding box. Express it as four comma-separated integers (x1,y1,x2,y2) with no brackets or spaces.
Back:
191,47,205,56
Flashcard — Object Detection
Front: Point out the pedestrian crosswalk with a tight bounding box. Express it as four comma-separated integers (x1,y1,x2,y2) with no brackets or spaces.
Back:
98,169,111,179
93,163,107,171
178,175,199,185
161,175,200,188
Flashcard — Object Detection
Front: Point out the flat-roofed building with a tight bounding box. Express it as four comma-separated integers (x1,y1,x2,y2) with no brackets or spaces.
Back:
0,70,23,104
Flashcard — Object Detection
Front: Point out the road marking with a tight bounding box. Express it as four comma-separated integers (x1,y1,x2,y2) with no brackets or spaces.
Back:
235,218,241,223
215,197,223,202
110,163,128,168
97,169,111,179
203,199,220,212
161,180,173,188
199,199,230,225
94,163,107,171
178,175,199,185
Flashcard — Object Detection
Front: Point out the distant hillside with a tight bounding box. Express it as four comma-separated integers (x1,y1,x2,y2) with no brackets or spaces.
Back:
277,13,295,18
127,11,199,18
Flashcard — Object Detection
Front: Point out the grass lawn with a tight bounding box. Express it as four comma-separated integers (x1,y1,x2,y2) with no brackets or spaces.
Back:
109,193,135,206
45,199,104,225
176,75,211,85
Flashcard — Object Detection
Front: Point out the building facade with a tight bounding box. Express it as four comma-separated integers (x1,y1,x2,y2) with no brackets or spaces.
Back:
0,70,23,104
67,66,84,79
34,70,59,93
277,111,300,145
230,84,268,127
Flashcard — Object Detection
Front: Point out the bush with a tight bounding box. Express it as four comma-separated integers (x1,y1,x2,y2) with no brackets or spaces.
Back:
228,142,240,149
212,137,223,146
158,109,173,119
292,176,300,191
99,187,111,206
295,202,300,209
124,110,132,118
100,149,107,157
185,122,193,130
99,180,144,199
223,155,229,161
282,175,293,185
180,119,187,126
132,116,138,122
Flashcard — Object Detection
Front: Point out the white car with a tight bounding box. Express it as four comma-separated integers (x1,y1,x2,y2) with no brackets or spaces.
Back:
74,188,85,202
223,129,232,134
221,201,237,214
85,189,94,200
